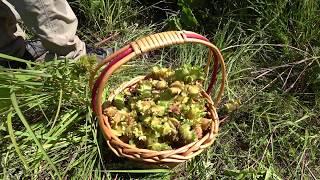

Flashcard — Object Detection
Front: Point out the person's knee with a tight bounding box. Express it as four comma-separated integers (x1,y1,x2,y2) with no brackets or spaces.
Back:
40,36,76,55
40,34,85,58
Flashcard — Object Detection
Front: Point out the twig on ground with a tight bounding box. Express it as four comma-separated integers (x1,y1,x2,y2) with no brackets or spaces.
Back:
300,153,306,180
222,43,310,55
113,174,118,180
282,66,293,90
306,165,317,180
248,56,318,94
285,60,315,93
253,69,273,80
219,116,229,125
251,56,320,76
244,71,285,104
94,32,120,47
254,133,273,167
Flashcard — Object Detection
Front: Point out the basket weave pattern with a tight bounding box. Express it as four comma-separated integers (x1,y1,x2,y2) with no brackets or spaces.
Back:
90,31,226,163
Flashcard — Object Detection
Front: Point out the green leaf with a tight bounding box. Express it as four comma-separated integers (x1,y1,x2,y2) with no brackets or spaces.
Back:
50,89,63,130
177,0,199,27
10,91,62,180
264,166,272,180
0,88,10,108
181,6,199,27
6,111,29,171
0,53,37,65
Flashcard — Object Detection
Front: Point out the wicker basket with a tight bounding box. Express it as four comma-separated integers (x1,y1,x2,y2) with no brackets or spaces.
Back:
90,31,226,164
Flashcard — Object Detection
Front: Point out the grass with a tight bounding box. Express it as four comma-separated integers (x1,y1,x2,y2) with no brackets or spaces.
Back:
1,0,320,179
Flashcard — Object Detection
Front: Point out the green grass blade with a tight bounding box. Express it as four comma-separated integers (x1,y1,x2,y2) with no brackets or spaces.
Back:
2,152,10,179
105,169,171,173
6,110,30,171
10,91,62,180
50,89,63,130
0,53,37,65
0,68,52,78
49,110,78,138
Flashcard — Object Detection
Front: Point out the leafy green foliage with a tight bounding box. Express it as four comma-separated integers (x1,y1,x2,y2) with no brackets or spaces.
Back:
178,1,199,28
0,57,102,179
166,0,201,29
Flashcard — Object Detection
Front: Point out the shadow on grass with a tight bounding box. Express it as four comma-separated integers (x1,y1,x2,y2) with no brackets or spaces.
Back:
97,129,182,179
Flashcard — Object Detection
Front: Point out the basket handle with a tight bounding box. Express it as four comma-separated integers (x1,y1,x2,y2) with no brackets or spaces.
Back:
90,31,226,116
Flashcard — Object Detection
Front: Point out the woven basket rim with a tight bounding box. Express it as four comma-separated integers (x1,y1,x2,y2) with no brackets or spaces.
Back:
90,31,226,163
